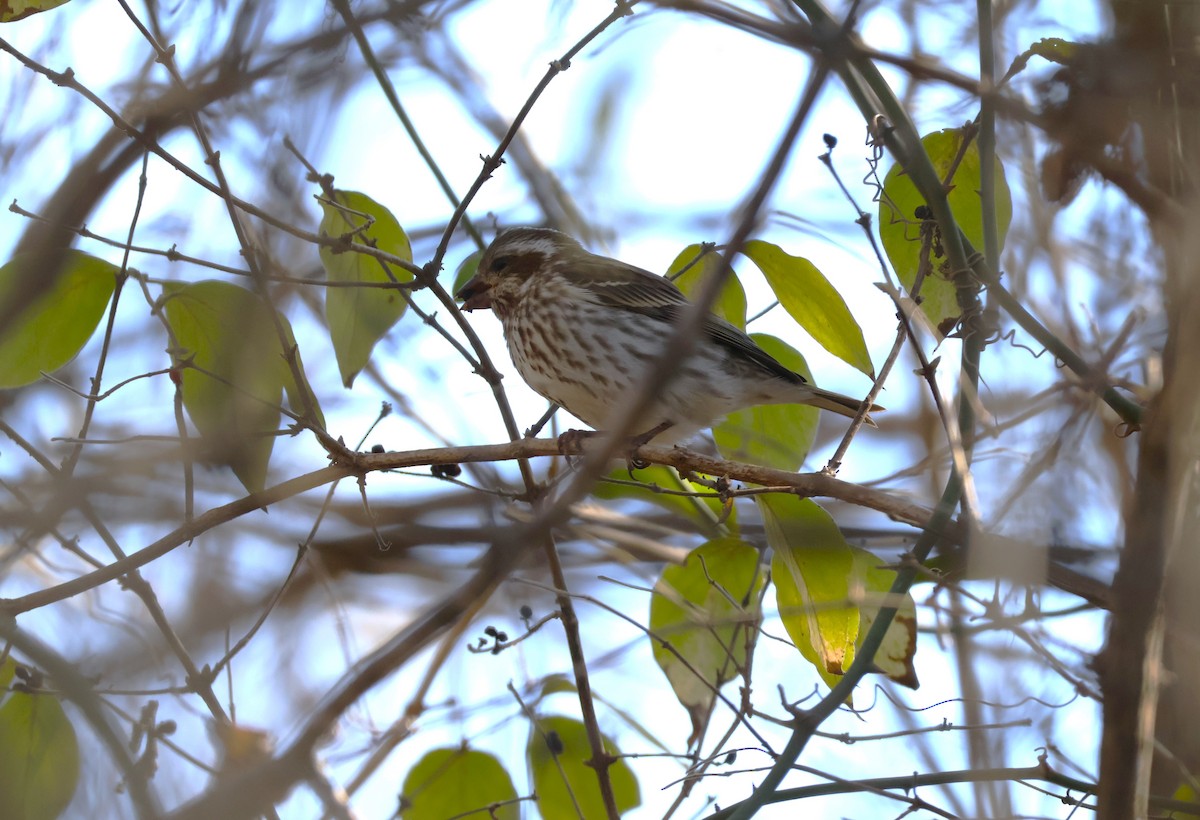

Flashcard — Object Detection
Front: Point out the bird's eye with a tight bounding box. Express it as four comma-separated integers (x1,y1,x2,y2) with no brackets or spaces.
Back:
493,256,511,273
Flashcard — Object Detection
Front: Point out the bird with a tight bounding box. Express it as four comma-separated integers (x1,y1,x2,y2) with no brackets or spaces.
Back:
456,227,878,446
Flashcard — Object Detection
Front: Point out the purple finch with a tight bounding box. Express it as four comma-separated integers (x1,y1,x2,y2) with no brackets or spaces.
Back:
457,227,877,444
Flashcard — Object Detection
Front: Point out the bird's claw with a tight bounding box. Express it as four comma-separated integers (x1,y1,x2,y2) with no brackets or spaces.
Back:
556,428,595,456
623,422,673,473
555,424,665,472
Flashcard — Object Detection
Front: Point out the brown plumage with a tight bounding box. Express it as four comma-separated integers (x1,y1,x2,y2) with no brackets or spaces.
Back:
457,227,877,443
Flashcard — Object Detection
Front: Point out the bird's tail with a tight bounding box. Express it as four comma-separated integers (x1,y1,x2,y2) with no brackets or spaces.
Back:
802,385,882,427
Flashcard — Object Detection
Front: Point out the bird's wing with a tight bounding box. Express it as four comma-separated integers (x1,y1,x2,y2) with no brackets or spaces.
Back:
565,255,807,386
693,310,808,385
565,256,691,311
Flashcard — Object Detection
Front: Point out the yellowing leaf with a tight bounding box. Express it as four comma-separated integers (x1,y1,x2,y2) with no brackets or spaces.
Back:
1173,782,1199,805
667,244,747,329
210,721,274,771
743,240,874,377
650,538,763,740
851,547,919,689
400,747,518,820
0,0,71,23
713,334,818,471
318,190,414,387
163,281,316,493
879,127,1012,334
0,660,81,820
760,495,857,690
593,464,732,535
0,250,117,388
527,715,639,820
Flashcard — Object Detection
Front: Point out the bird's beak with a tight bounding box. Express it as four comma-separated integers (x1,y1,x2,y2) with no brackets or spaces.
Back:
456,274,493,312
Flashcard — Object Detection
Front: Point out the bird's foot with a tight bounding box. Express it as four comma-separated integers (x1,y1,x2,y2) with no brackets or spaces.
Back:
624,422,673,471
554,422,673,472
556,428,596,457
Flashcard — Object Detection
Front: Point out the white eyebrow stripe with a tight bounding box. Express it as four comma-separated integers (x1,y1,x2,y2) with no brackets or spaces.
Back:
498,237,559,256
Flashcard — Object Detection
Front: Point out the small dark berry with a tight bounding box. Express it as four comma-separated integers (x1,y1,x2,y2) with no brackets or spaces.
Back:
484,625,498,637
823,133,837,149
495,631,508,643
371,444,385,453
519,605,533,619
546,731,564,755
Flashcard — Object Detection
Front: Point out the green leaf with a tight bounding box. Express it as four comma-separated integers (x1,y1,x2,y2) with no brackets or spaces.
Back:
0,659,13,692
760,495,857,690
851,547,919,689
878,127,1012,334
163,280,301,493
534,676,671,756
0,0,71,22
1001,37,1080,84
742,240,874,377
593,464,732,535
667,244,747,329
0,250,118,389
0,660,81,820
650,538,764,738
318,190,414,387
1024,37,1078,63
712,334,819,471
527,715,639,820
452,250,481,298
400,747,518,820
275,314,325,431
539,675,578,699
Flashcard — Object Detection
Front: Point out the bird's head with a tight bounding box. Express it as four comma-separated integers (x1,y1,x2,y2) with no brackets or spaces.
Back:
456,227,585,315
